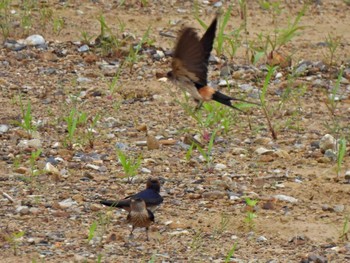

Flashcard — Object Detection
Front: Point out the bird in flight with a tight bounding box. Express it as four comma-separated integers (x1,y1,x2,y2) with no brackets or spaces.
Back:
127,198,155,241
100,178,163,212
167,16,257,111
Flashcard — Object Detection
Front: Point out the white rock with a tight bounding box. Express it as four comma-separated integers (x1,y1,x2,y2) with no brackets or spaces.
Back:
158,77,168,82
58,198,77,209
274,194,298,203
0,124,9,134
275,72,283,79
44,163,60,175
24,35,45,46
214,163,227,170
218,79,235,87
319,134,336,152
255,147,274,155
141,167,151,174
86,164,100,170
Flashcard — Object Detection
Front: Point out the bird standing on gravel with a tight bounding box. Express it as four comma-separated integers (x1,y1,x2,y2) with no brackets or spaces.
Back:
100,178,163,212
167,15,256,111
127,198,155,241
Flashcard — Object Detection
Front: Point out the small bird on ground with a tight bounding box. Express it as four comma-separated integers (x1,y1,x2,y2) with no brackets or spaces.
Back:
100,178,163,212
167,15,257,111
127,198,154,241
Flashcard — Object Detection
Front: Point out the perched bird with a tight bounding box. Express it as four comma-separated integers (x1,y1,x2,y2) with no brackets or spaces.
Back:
167,16,257,111
127,198,154,241
100,178,163,212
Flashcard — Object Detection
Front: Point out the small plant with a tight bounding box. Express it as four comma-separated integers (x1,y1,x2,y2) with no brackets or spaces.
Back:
86,114,101,148
336,138,346,177
64,109,87,147
80,31,94,45
259,65,277,139
224,242,238,263
29,149,42,176
196,129,217,170
323,33,342,66
340,215,349,241
88,221,97,242
18,96,36,133
116,149,142,182
96,15,121,56
125,25,152,73
53,17,65,35
6,231,25,256
244,197,258,230
213,213,230,238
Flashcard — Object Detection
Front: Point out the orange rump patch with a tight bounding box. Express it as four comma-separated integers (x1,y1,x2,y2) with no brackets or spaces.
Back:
198,86,215,101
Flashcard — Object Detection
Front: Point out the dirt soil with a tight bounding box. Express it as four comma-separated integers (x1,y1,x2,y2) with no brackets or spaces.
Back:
1,0,350,262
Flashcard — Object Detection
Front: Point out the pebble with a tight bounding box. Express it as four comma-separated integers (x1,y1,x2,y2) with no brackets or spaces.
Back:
3,39,26,51
44,162,60,175
345,170,350,182
333,204,345,213
274,194,298,203
58,198,77,209
17,139,42,149
16,206,30,215
238,83,255,92
255,147,274,155
78,44,89,52
218,79,235,87
214,163,227,171
0,124,9,134
257,236,267,242
23,34,45,46
147,135,160,150
141,167,151,174
77,77,92,83
319,134,336,153
324,149,337,161
213,1,223,7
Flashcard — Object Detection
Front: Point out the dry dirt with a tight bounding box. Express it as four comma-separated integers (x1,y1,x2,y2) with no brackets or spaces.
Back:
1,1,350,262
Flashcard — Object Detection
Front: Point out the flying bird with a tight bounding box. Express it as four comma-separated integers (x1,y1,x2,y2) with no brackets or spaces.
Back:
100,178,163,212
167,16,256,111
127,198,154,241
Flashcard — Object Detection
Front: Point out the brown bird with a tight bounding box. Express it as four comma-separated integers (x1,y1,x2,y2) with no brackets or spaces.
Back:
127,198,155,241
167,16,256,111
100,178,163,212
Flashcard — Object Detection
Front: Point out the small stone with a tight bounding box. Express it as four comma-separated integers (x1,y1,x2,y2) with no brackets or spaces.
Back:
90,204,102,211
274,194,298,203
77,77,92,83
141,167,151,174
27,139,42,149
257,236,267,242
135,141,147,146
319,134,336,153
275,72,283,79
58,198,77,209
218,79,235,87
16,206,29,215
255,147,274,155
214,163,227,171
78,44,89,52
23,35,45,46
86,164,100,170
324,149,337,161
29,207,40,215
0,124,9,134
44,162,60,175
14,167,29,174
136,123,147,132
333,204,345,213
147,135,160,150
213,1,223,7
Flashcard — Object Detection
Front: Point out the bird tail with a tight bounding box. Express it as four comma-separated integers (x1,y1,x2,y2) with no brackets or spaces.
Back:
100,200,124,207
212,91,257,111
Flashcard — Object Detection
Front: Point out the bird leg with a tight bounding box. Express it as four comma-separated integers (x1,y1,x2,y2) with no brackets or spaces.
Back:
145,227,149,241
129,226,135,239
195,100,203,111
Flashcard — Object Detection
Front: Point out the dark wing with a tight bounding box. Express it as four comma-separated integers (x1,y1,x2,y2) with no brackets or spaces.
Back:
147,209,155,222
200,16,217,65
172,27,207,86
134,189,164,206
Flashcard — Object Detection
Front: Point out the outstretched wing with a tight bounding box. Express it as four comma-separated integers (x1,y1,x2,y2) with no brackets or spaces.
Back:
171,27,207,86
200,16,217,65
